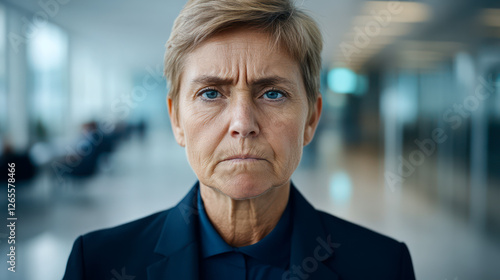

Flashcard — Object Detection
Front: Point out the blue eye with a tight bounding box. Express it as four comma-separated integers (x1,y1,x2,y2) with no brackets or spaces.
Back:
263,90,284,100
201,89,221,100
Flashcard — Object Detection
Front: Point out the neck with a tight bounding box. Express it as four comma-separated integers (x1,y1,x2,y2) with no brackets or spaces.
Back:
199,182,290,247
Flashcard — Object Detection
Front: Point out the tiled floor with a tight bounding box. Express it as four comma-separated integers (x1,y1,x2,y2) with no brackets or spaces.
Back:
1,128,499,280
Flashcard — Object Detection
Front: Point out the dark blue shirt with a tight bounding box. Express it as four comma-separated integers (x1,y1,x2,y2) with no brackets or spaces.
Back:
197,189,292,280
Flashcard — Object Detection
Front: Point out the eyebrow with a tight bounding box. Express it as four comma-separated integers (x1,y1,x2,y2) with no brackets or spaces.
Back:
191,75,296,89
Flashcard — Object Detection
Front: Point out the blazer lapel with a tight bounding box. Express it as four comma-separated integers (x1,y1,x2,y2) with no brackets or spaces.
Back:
146,182,341,280
147,183,201,280
289,184,341,280
147,243,199,280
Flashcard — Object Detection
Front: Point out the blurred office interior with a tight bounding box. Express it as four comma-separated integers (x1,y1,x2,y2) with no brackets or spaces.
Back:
0,0,499,279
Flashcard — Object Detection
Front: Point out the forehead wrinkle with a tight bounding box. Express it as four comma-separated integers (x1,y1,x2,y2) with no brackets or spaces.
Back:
190,32,297,90
235,44,252,87
218,39,272,88
191,49,236,86
218,44,247,87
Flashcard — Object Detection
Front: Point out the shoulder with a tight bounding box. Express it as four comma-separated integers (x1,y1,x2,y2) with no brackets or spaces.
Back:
316,210,401,246
63,209,173,280
81,208,170,246
315,210,415,278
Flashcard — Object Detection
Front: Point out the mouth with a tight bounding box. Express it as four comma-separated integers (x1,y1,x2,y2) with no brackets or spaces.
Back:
222,155,265,163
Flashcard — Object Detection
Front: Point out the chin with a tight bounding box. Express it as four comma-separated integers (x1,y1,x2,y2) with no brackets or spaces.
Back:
216,175,274,200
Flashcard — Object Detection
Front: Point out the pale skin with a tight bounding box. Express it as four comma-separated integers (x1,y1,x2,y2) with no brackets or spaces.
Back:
168,27,322,247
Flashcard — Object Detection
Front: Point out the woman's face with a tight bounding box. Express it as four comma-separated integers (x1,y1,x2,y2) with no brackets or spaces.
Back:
168,28,322,199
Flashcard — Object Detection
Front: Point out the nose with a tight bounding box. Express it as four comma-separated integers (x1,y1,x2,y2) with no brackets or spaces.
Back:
229,96,260,138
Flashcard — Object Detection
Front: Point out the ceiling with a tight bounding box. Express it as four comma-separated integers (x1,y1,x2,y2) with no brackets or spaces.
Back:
3,0,363,71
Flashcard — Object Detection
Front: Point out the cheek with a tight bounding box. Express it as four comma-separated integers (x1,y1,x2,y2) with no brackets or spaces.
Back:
267,115,305,172
181,106,226,174
182,103,220,144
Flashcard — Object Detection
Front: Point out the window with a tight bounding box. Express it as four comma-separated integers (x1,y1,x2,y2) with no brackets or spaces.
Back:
27,22,68,138
0,4,6,136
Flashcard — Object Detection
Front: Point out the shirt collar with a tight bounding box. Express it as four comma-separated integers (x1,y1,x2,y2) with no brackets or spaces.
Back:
197,187,292,265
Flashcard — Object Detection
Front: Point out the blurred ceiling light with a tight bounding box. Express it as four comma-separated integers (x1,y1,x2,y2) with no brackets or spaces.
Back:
396,51,444,70
344,22,411,39
398,59,438,70
328,67,358,94
333,1,431,70
361,1,430,23
350,37,397,51
480,9,500,27
395,40,463,69
329,171,353,204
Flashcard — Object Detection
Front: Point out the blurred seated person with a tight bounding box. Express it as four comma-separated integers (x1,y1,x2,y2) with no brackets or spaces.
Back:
0,140,36,183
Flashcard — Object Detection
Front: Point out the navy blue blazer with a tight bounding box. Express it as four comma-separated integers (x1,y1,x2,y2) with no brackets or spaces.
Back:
63,182,416,280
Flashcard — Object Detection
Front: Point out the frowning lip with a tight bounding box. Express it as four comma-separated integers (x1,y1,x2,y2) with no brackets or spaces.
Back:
221,154,265,162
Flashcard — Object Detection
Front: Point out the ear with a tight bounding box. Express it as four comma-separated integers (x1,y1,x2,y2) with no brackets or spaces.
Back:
167,97,186,147
303,95,322,146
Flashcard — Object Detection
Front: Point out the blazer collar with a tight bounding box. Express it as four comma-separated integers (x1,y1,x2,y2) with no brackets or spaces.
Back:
289,183,341,280
147,182,201,280
147,181,340,280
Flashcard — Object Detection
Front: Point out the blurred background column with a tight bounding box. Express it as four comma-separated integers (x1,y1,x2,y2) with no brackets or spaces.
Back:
5,7,30,151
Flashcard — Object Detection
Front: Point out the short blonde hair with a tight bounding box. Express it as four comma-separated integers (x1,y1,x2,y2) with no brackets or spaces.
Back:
164,0,322,111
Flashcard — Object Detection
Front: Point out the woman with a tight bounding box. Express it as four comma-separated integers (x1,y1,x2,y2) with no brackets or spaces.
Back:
63,0,416,279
